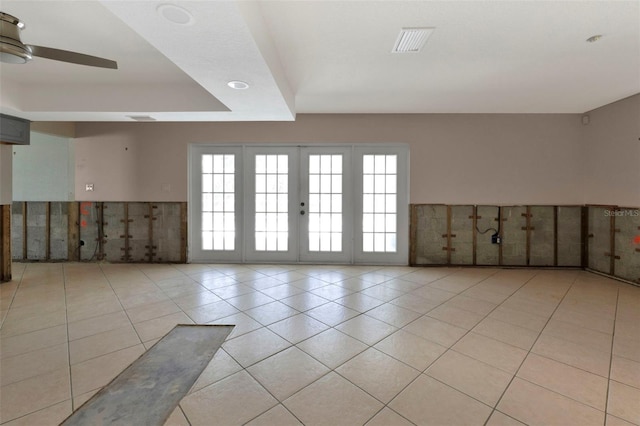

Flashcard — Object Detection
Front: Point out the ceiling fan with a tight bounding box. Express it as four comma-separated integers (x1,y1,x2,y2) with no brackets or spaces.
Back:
0,12,117,69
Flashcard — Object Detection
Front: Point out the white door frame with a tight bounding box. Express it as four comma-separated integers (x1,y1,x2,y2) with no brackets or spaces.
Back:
188,143,409,265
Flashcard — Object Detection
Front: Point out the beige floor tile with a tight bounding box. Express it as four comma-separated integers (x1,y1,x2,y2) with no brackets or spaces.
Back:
172,290,223,310
365,303,421,328
226,292,275,311
296,328,368,369
0,308,67,338
1,343,69,386
69,324,141,365
133,311,194,342
0,324,67,359
613,336,640,363
485,410,526,425
72,389,98,410
184,300,240,323
305,301,360,326
337,348,420,403
163,406,190,426
462,287,511,305
259,284,305,300
248,347,329,400
70,344,145,396
310,284,354,301
283,372,383,426
126,299,181,324
542,318,613,353
365,408,414,426
426,350,513,406
245,301,300,325
390,293,440,314
190,349,242,393
402,316,467,347
0,367,71,423
427,304,485,330
268,314,329,344
410,286,458,303
606,414,638,426
497,378,604,426
532,334,611,377
360,284,404,302
389,374,492,425
335,293,385,313
66,297,123,323
281,293,330,311
488,305,549,332
1,400,72,426
68,310,131,341
374,329,448,371
611,355,640,389
453,332,528,374
443,295,498,316
245,404,303,426
551,307,614,334
222,327,291,367
472,317,539,350
207,312,262,338
518,353,608,410
181,371,277,426
608,380,640,424
335,314,398,346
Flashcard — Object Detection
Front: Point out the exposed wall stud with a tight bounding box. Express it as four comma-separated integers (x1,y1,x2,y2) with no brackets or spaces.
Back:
1,205,11,282
180,202,188,263
22,202,27,260
45,201,51,261
68,202,80,261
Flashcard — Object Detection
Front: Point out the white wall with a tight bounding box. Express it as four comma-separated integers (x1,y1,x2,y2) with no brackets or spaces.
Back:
74,114,584,204
12,132,75,201
0,145,12,205
583,94,640,207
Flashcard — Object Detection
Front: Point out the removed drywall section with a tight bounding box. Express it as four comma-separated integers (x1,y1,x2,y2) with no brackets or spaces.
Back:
556,206,582,267
11,201,187,263
614,208,640,284
412,204,583,269
13,132,75,201
588,206,615,275
0,145,12,205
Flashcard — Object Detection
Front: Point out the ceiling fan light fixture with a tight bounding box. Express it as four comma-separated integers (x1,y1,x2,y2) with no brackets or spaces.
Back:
0,40,31,63
157,4,194,25
227,80,249,90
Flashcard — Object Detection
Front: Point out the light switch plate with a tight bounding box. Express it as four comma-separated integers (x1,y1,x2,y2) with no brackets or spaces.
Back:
85,183,94,192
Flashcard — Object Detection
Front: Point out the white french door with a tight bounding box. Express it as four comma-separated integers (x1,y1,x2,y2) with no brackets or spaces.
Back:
189,144,408,264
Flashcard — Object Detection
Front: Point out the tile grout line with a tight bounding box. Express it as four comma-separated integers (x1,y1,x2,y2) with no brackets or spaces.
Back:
602,284,621,426
484,271,581,426
61,263,75,413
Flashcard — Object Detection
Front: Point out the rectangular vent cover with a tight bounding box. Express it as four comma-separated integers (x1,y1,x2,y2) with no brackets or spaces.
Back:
392,27,434,53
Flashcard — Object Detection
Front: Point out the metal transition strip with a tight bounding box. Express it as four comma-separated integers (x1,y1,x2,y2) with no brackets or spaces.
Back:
61,324,234,426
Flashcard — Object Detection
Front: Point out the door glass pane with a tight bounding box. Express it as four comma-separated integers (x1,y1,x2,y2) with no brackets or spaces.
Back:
201,154,235,251
308,154,343,252
255,154,288,251
362,154,397,252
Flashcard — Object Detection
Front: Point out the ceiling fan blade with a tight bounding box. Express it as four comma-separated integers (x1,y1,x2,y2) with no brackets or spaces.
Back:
29,45,117,69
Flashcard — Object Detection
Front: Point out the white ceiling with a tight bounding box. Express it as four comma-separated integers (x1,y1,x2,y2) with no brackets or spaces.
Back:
0,0,638,122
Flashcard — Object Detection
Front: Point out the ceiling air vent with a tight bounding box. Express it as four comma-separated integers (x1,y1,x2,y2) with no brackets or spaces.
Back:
127,115,156,121
392,27,434,53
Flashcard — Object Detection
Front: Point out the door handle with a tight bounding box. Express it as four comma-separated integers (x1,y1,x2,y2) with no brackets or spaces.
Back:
300,210,306,215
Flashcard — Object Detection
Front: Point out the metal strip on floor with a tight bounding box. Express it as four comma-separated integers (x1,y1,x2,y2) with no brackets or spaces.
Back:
61,324,234,426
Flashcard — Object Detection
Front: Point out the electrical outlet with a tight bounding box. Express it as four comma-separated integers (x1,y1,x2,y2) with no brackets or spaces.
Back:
85,183,94,192
491,233,501,244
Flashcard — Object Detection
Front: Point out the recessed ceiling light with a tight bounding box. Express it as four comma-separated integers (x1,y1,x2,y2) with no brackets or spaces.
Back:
227,81,249,90
157,4,194,25
586,34,603,43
